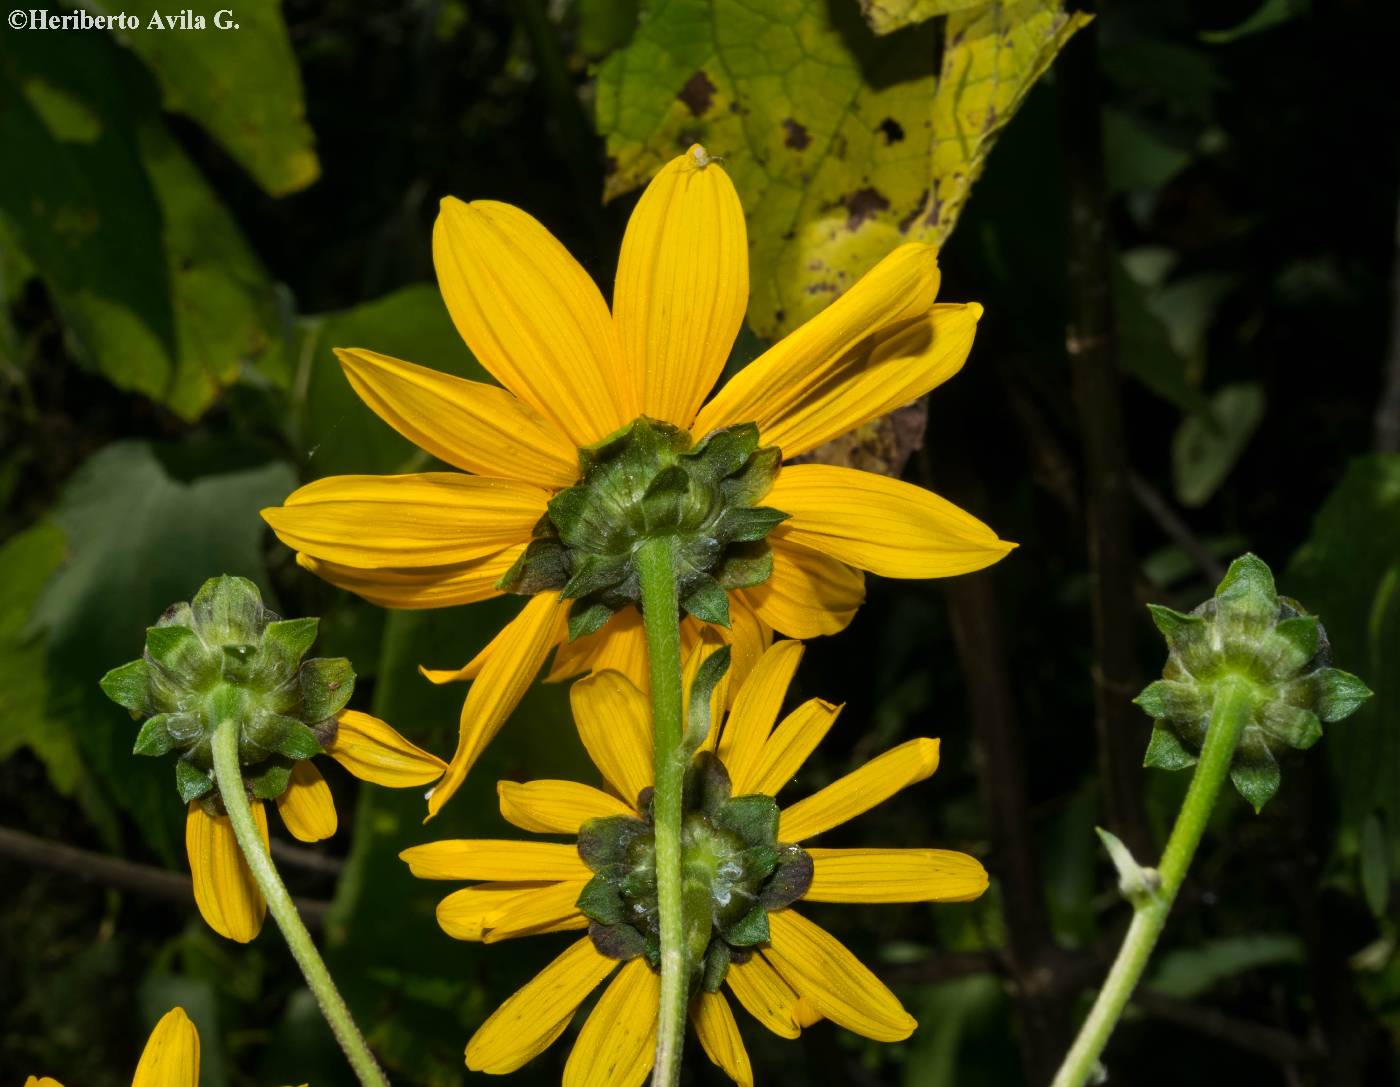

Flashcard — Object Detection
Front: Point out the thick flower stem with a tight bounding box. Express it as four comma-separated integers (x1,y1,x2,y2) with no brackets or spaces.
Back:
1051,677,1255,1087
636,535,688,1087
210,720,389,1087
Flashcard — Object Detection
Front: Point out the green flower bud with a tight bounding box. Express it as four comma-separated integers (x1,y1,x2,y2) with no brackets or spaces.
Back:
98,575,354,806
574,752,813,992
497,417,787,640
1135,553,1371,812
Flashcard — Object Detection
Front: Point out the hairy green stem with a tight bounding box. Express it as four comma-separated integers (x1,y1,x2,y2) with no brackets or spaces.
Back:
636,536,688,1087
211,720,389,1087
1051,677,1255,1087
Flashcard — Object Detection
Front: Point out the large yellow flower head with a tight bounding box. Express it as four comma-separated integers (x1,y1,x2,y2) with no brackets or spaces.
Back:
263,145,1014,816
400,641,988,1083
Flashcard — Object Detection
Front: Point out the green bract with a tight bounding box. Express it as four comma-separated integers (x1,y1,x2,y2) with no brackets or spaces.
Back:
497,417,786,640
99,575,352,807
1136,553,1371,812
575,752,812,992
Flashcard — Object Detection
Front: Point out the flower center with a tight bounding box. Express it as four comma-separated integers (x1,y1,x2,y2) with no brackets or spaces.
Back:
497,417,787,639
575,752,813,993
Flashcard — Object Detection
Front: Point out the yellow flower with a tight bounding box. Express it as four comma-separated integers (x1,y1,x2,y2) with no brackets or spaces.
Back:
400,641,988,1083
27,1006,201,1087
263,144,1014,817
188,710,445,942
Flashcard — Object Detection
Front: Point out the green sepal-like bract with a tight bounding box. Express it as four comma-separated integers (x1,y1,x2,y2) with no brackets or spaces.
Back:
98,575,352,807
1136,553,1371,811
497,418,787,640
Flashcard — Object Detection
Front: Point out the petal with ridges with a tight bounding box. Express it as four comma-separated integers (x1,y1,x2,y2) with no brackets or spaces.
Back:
466,937,615,1074
738,535,864,639
780,738,940,842
547,608,648,687
806,848,988,903
186,802,266,943
765,910,916,1042
694,244,941,448
326,710,446,788
435,198,629,446
766,465,1014,579
691,991,753,1087
400,839,591,881
436,880,589,942
498,779,635,834
132,1007,200,1087
742,698,842,797
263,473,546,569
570,670,654,803
275,761,338,843
709,599,771,711
614,145,747,429
724,952,803,1039
427,593,569,817
296,546,520,610
715,640,804,791
563,957,659,1087
336,348,578,488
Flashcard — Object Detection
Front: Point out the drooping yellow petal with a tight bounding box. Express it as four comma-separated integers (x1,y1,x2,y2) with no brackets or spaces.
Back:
765,909,916,1042
741,698,842,797
779,738,940,843
427,592,569,817
807,848,988,903
466,936,615,1074
691,990,753,1087
132,1007,200,1087
436,880,589,942
295,546,520,610
570,669,654,803
694,244,941,451
766,465,1013,579
724,952,803,1039
325,709,446,788
498,779,635,834
563,957,659,1087
336,347,578,488
614,145,748,429
434,197,630,446
275,761,338,843
263,473,546,569
738,534,864,639
547,607,648,687
714,640,803,790
23,1078,63,1086
185,801,267,943
400,840,591,882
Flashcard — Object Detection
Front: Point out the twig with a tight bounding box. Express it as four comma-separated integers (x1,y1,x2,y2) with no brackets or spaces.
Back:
1128,472,1226,583
1133,990,1316,1068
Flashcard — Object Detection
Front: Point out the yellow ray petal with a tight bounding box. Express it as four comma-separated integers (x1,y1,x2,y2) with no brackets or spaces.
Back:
23,1078,63,1086
780,738,940,843
694,244,941,450
336,347,578,488
185,801,266,943
614,145,748,429
498,779,635,834
436,880,589,942
400,839,591,881
724,952,803,1039
275,761,338,843
765,465,1014,579
466,936,615,1074
547,607,648,688
570,669,654,803
765,909,916,1042
714,640,803,790
563,957,659,1087
132,1007,200,1087
709,599,771,711
295,546,520,610
263,473,546,569
326,709,446,788
742,698,842,797
427,592,569,817
691,990,754,1087
420,588,566,685
434,197,629,446
806,848,989,903
738,535,864,639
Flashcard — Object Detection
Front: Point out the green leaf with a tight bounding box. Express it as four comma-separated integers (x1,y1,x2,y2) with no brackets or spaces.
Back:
596,0,1087,338
1171,382,1266,507
1359,812,1390,919
86,1,318,196
1148,933,1303,999
858,0,986,35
